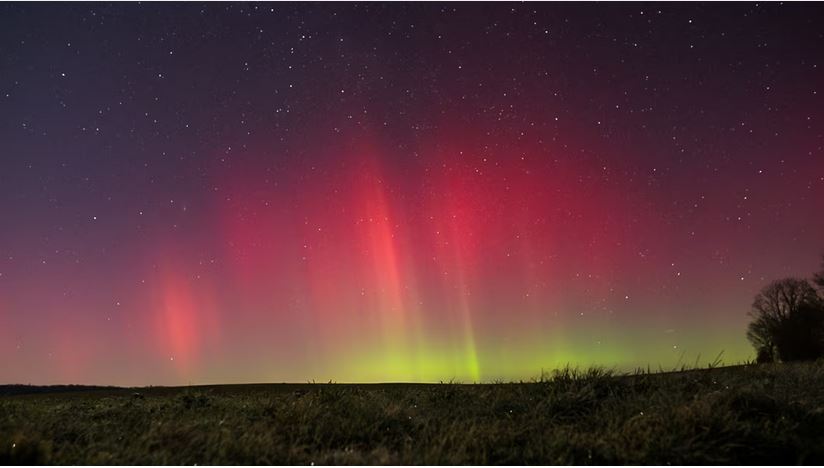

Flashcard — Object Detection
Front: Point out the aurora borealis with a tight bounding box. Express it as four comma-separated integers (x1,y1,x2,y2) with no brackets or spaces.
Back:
1,3,823,385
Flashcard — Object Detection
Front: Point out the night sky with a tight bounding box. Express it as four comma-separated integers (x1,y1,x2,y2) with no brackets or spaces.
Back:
1,3,823,385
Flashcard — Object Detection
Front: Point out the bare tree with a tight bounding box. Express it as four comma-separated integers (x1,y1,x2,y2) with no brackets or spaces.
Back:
746,314,776,363
750,278,819,322
747,278,823,362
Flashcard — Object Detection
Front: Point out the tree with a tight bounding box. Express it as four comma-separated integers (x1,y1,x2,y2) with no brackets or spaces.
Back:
746,278,824,362
772,302,824,361
754,346,775,364
747,314,777,363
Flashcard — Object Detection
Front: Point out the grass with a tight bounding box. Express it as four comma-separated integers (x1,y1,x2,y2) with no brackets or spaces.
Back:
2,361,824,465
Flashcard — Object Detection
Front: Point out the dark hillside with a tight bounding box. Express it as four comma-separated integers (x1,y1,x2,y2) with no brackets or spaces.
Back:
3,362,824,464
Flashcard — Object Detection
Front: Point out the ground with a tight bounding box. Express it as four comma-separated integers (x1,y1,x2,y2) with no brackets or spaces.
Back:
2,361,824,465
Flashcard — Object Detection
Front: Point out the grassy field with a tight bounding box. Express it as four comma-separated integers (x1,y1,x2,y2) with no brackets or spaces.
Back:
2,361,824,465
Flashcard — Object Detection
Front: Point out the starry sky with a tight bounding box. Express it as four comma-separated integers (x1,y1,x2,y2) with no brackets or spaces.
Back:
1,3,823,385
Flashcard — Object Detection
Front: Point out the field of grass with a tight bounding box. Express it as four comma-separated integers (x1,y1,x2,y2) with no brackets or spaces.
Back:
2,361,824,465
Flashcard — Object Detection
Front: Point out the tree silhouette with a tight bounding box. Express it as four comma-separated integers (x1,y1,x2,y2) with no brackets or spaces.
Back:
747,314,777,363
772,302,824,361
746,278,824,362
